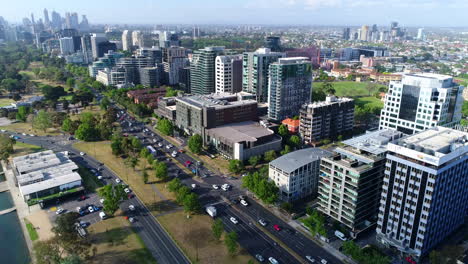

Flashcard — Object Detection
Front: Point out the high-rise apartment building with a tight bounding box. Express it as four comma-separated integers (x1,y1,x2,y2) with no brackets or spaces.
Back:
162,46,187,85
267,57,312,121
299,96,354,145
242,48,285,103
190,46,227,95
215,55,243,94
342,28,350,40
91,33,108,59
51,11,61,30
360,25,369,41
122,30,132,51
417,28,425,40
379,73,464,135
265,36,281,52
376,127,467,259
43,9,50,28
318,130,403,237
132,31,142,47
59,37,74,55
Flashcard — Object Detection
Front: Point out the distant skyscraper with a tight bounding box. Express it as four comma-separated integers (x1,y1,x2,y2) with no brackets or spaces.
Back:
59,37,75,55
371,24,378,33
43,9,50,28
192,26,200,39
132,31,142,47
417,28,425,40
122,30,132,51
376,127,468,260
342,28,350,40
265,36,281,52
215,55,243,94
91,33,108,59
242,48,285,102
190,46,227,95
267,57,312,121
360,25,369,41
51,11,62,30
379,73,464,135
80,15,90,31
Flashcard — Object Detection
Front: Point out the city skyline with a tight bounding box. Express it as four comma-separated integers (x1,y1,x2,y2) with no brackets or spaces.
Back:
1,0,468,27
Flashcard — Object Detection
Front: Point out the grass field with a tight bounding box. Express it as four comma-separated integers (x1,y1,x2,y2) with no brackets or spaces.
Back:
74,141,254,264
313,81,386,97
354,96,384,109
13,141,43,157
87,215,156,264
0,97,14,107
25,220,39,241
0,122,61,136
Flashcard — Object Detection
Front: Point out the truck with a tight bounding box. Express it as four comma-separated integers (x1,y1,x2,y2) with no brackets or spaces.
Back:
206,206,217,218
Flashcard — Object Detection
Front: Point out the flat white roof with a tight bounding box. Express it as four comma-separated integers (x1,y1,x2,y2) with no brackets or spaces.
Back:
19,172,82,196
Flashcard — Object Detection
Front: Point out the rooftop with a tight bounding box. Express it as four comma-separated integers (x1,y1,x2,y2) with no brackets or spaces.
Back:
405,73,453,81
13,150,71,175
177,93,257,109
276,57,309,64
270,148,332,173
342,129,403,156
303,96,353,109
206,121,275,143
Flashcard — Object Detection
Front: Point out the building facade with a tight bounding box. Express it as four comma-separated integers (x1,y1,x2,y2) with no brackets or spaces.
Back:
379,73,464,135
59,37,74,55
269,148,332,202
122,30,132,51
318,130,403,237
215,55,243,94
376,127,468,259
268,57,312,121
242,48,285,102
190,46,226,95
299,96,355,145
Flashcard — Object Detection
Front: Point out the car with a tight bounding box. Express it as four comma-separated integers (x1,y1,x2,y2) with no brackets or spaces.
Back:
115,178,121,184
178,149,185,153
0,129,5,132
171,153,177,158
97,175,103,180
129,217,135,223
100,198,105,204
306,256,316,263
76,206,82,213
90,169,97,174
191,184,196,189
22,133,27,136
79,221,88,227
255,254,265,262
221,184,230,191
152,139,157,143
258,219,267,226
268,257,279,264
230,217,238,224
184,161,192,167
166,144,172,149
29,134,35,137
320,259,328,264
212,184,219,190
93,205,100,211
88,206,94,213
240,199,248,206
78,195,87,201
158,142,163,147
127,193,134,199
80,152,85,156
124,188,131,193
273,224,281,231
129,205,135,211
56,208,64,214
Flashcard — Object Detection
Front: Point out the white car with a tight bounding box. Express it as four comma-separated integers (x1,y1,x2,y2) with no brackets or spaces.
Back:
29,134,35,137
129,205,135,211
100,198,105,204
306,256,316,263
56,208,64,215
88,206,94,213
269,257,279,264
152,139,157,143
115,178,121,184
97,175,103,180
171,153,177,158
0,129,5,132
124,188,131,193
212,184,219,190
158,142,163,147
129,217,135,223
191,184,196,189
80,152,85,156
76,207,82,212
221,184,230,191
258,219,267,226
230,217,238,224
22,133,27,136
166,144,173,149
320,259,328,264
240,199,248,206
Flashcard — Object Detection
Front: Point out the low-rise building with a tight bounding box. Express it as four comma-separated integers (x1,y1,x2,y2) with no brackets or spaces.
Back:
155,97,177,121
205,121,282,161
127,87,166,105
300,96,355,145
318,130,403,237
12,150,82,203
269,148,332,202
281,118,300,133
369,72,402,83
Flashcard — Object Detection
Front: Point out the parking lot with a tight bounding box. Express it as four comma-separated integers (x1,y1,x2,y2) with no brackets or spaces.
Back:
46,192,104,226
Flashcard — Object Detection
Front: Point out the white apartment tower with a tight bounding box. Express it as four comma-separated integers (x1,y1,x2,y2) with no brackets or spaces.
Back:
376,127,468,259
59,37,74,55
215,55,243,94
122,30,132,51
379,73,464,135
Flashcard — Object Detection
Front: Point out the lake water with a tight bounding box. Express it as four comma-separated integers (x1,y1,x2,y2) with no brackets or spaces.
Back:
0,191,30,264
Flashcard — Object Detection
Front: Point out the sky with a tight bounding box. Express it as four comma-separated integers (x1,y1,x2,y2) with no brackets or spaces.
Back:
0,0,467,27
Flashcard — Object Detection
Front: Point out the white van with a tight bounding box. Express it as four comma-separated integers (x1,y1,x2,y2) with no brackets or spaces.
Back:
334,230,347,241
99,211,107,220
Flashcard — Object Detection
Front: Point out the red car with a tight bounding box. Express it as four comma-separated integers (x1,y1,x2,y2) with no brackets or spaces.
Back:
273,224,281,231
184,161,192,167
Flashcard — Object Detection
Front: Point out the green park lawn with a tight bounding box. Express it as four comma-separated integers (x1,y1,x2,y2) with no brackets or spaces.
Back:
354,96,384,109
0,97,14,107
313,81,386,97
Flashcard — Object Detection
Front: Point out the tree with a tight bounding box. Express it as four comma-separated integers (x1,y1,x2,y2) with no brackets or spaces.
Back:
16,106,31,122
66,78,75,90
228,159,244,174
280,145,292,155
241,172,279,204
100,96,110,110
188,134,203,154
153,161,168,180
61,118,78,134
60,255,83,264
342,241,361,260
12,93,21,101
366,82,378,96
142,167,149,184
168,178,183,192
322,80,336,95
278,124,289,137
175,186,191,204
248,155,261,168
156,119,174,136
33,238,63,264
224,231,239,256
212,218,224,241
53,212,80,242
33,110,52,132
264,150,277,162
301,209,327,237
0,134,15,161
165,87,178,97
75,123,99,141
98,184,128,216
42,85,66,101
125,155,139,171
140,148,151,159
288,135,301,148
280,202,293,213
183,193,201,213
